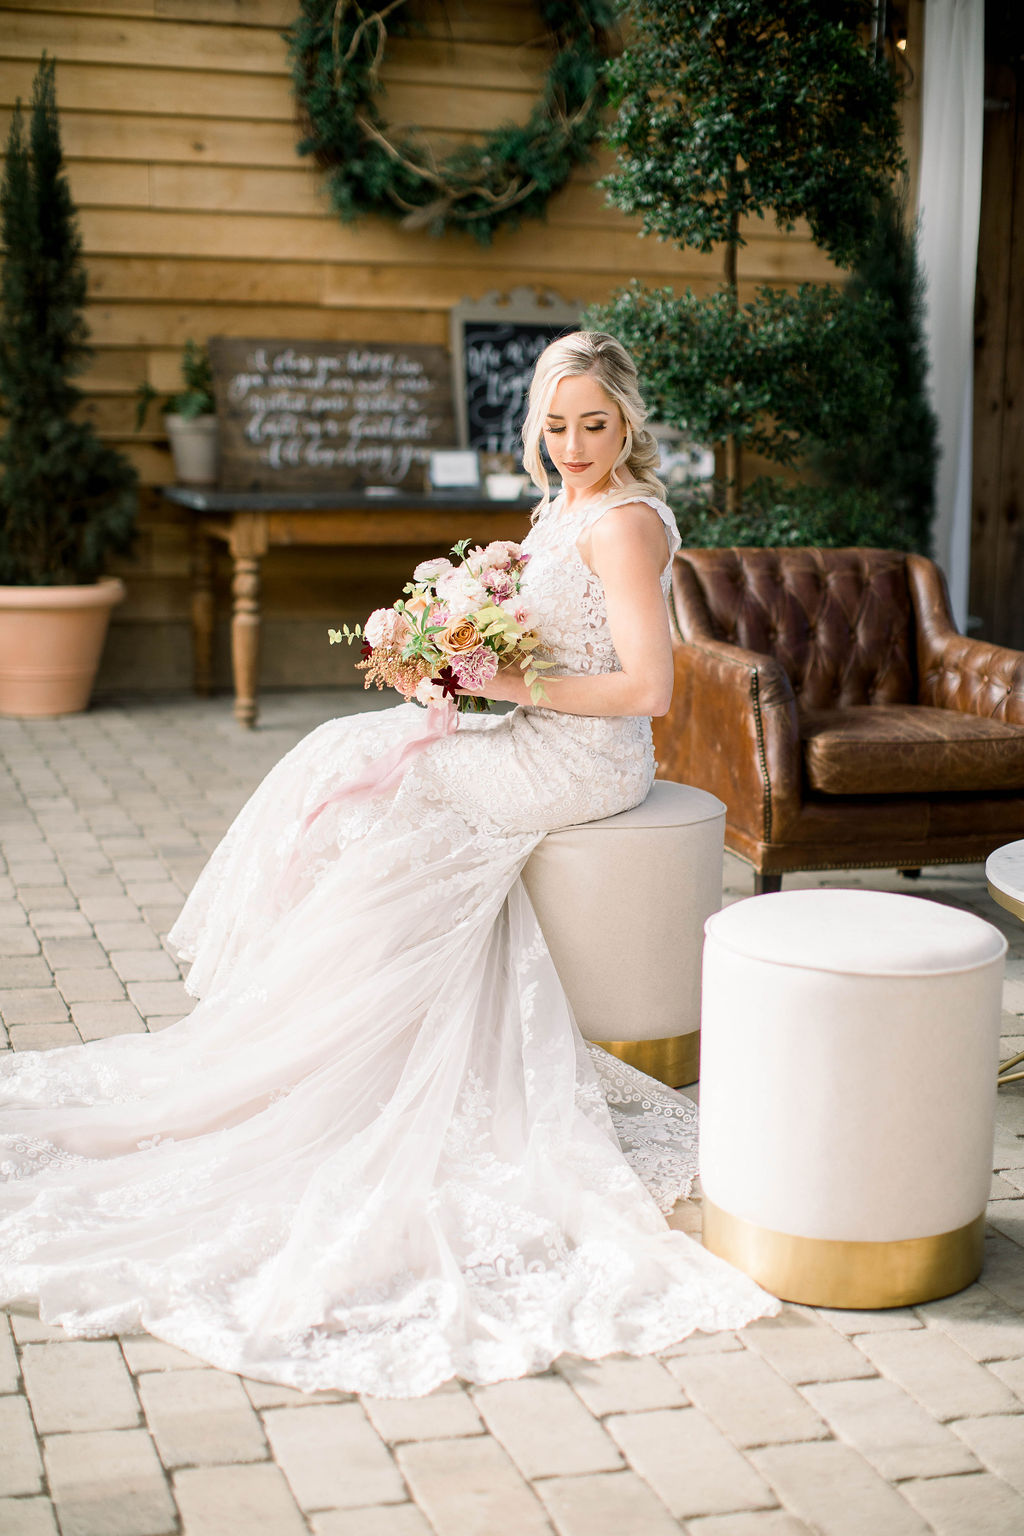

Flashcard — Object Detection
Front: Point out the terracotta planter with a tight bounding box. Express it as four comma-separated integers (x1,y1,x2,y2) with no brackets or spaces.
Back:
165,412,218,485
0,578,125,717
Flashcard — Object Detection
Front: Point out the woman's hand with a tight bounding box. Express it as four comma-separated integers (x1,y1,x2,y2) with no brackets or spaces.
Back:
458,662,531,708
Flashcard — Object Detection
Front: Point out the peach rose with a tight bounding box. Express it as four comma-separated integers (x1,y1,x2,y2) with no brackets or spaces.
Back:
435,618,482,655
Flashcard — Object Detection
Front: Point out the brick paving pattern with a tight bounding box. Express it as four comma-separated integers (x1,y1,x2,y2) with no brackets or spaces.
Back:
2,691,1023,1536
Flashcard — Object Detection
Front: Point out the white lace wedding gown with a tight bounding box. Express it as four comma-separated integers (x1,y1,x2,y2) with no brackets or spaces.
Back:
0,492,776,1396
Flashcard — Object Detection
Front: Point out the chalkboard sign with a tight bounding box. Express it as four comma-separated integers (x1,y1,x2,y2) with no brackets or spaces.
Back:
450,290,581,460
208,337,455,492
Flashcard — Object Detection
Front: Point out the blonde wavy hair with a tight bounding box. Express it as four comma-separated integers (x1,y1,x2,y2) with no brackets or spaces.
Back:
521,331,665,514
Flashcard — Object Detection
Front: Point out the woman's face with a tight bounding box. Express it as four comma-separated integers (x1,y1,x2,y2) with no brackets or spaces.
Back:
543,372,626,498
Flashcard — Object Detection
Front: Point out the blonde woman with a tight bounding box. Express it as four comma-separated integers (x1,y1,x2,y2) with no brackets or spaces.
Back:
0,333,775,1397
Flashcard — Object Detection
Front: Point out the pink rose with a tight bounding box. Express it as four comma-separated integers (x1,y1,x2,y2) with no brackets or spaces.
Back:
479,540,521,569
363,607,408,647
451,645,499,690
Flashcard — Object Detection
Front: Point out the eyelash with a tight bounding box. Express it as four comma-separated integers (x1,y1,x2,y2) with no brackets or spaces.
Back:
544,425,606,435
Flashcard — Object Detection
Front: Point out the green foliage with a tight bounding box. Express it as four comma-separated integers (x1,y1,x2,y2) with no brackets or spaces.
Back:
588,0,929,544
0,57,136,586
810,185,938,551
172,338,215,419
604,0,905,267
135,338,215,430
288,0,616,244
671,477,918,551
590,279,895,464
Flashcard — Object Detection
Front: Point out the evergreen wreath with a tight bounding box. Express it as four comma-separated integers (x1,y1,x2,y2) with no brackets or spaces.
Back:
288,0,616,245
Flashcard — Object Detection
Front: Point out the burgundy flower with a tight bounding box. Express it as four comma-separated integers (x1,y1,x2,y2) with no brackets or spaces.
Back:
436,666,461,701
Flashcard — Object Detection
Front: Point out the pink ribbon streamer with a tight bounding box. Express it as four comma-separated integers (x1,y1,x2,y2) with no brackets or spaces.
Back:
302,702,458,832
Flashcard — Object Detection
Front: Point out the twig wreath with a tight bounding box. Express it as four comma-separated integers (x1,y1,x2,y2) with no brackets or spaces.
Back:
288,0,616,244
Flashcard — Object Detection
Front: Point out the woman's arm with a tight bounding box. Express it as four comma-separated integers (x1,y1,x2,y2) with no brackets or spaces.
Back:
462,502,675,718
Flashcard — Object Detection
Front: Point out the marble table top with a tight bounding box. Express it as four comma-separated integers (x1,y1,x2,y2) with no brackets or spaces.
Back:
987,839,1024,923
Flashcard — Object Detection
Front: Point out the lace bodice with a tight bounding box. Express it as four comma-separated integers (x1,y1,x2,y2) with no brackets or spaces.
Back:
519,490,680,679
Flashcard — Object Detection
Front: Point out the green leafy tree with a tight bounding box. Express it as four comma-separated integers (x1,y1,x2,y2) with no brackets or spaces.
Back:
587,0,907,517
0,56,136,585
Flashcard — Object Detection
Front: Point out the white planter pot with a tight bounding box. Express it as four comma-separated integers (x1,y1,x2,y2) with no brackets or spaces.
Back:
165,413,219,486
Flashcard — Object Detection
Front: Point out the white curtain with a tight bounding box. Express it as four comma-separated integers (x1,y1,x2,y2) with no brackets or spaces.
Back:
916,0,985,628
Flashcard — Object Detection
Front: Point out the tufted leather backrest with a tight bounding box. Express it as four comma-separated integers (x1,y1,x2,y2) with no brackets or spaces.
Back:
676,548,917,708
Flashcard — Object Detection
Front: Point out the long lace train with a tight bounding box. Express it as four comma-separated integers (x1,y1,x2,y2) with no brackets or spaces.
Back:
0,493,779,1396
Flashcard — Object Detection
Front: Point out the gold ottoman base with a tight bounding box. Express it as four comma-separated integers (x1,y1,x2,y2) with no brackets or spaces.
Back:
595,1032,700,1089
703,1199,985,1309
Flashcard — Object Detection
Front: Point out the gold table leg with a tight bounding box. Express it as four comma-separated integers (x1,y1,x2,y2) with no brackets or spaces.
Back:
998,1048,1024,1083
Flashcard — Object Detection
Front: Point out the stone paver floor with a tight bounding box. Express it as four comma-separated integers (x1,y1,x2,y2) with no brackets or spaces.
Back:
2,690,1024,1536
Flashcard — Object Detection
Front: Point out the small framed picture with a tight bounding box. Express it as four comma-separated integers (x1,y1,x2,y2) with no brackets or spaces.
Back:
428,449,481,491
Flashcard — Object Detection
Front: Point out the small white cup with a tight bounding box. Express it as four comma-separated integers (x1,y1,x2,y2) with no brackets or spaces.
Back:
485,473,528,500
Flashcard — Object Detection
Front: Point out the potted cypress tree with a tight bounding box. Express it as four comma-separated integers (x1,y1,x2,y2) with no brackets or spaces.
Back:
0,56,137,717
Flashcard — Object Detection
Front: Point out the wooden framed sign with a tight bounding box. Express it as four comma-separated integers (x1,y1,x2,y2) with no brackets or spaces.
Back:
450,289,580,460
208,338,456,492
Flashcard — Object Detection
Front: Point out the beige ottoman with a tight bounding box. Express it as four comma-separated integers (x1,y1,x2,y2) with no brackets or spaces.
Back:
700,888,1007,1308
521,780,725,1086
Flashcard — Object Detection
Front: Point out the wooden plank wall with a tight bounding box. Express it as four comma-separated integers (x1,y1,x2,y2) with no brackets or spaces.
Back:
0,0,923,694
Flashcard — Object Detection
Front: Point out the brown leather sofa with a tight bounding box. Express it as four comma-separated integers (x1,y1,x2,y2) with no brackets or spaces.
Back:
652,547,1024,891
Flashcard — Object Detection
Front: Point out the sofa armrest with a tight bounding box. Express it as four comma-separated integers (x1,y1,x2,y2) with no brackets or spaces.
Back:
653,630,803,843
908,553,1024,726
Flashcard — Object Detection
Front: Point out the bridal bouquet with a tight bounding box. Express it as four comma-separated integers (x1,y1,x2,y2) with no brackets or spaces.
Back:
330,539,552,712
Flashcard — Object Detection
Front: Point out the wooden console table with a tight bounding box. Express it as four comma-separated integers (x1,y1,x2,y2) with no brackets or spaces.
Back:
163,487,535,728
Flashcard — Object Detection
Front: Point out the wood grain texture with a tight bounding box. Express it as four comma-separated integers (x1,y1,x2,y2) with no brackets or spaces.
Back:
86,302,450,348
0,60,292,118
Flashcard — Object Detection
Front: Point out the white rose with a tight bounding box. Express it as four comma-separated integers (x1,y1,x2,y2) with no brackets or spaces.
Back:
435,565,486,614
413,557,454,583
414,677,446,705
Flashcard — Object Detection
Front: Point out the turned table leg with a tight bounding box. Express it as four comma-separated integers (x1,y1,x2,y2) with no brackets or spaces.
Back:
231,553,262,729
190,525,215,697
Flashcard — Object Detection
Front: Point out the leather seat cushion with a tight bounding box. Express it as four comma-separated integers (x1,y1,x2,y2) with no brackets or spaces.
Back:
800,705,1024,795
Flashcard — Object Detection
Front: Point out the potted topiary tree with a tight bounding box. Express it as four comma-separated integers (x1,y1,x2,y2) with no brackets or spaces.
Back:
0,55,137,717
136,338,218,485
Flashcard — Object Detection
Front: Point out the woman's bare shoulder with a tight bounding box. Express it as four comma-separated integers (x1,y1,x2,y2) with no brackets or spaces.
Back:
588,496,672,549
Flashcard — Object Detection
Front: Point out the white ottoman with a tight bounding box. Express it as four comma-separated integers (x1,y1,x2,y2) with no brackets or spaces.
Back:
521,780,725,1086
700,888,1007,1308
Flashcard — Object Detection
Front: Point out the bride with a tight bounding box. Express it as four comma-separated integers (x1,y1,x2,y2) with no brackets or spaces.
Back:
0,332,776,1397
